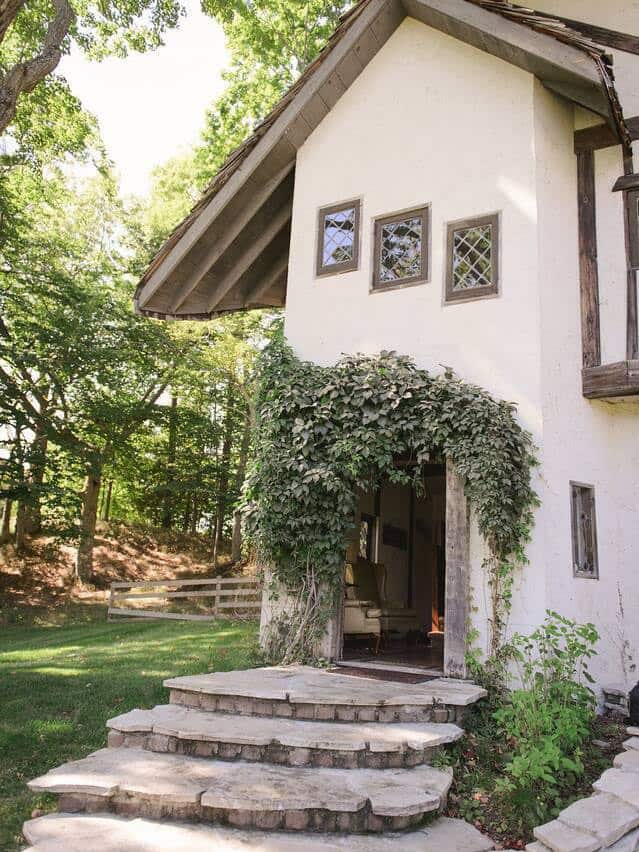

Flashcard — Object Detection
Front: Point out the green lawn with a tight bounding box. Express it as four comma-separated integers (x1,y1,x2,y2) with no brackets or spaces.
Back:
0,616,260,851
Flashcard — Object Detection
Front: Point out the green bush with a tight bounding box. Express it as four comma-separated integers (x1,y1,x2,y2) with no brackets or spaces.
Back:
494,611,599,828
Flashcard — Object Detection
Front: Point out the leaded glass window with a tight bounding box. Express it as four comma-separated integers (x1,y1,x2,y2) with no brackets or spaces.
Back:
373,206,429,290
316,200,360,276
446,213,500,303
570,482,599,579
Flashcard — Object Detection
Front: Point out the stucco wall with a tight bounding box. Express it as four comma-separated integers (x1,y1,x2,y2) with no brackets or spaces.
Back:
283,15,639,689
534,82,639,690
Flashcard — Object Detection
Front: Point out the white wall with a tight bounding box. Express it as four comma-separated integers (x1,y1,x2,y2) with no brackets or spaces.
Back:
535,81,639,690
286,18,543,427
284,15,639,690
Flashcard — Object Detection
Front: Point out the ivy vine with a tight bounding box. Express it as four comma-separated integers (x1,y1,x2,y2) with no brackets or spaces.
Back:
245,334,539,663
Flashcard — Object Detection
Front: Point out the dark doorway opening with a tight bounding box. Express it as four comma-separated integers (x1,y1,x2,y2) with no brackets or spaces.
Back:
341,464,446,673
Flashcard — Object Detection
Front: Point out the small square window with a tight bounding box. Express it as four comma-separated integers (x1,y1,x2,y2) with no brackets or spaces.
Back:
316,200,360,276
445,213,499,303
570,482,599,579
372,206,430,290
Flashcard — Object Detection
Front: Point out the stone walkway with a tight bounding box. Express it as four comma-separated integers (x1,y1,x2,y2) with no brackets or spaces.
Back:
24,664,495,850
528,727,639,852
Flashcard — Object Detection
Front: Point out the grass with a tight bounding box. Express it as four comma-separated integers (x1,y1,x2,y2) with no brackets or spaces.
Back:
0,613,260,852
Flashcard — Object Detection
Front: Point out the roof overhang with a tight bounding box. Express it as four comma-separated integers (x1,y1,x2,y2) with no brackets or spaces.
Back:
135,0,626,321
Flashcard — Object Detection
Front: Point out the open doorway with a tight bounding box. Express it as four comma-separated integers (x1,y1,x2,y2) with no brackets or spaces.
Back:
341,464,446,673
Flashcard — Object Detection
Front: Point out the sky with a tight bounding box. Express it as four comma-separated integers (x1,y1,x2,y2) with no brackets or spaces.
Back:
59,0,229,197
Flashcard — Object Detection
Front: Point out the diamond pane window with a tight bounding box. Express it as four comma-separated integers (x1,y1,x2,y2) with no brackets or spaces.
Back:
316,200,360,276
446,214,499,303
373,206,429,290
570,482,599,579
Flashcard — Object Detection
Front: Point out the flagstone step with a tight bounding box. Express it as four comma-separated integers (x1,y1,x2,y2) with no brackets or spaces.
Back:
165,665,487,723
107,704,463,769
23,813,496,851
28,747,453,833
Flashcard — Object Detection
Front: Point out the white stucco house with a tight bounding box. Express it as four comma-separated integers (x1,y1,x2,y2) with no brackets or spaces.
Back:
137,0,639,693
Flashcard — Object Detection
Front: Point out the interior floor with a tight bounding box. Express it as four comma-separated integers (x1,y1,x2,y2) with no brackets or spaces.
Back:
342,635,444,672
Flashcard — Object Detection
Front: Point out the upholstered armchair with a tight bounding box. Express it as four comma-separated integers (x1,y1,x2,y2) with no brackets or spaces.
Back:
346,558,419,637
372,561,419,635
343,562,382,653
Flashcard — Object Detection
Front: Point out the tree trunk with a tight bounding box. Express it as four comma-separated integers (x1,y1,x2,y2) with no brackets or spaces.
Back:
23,427,48,535
190,493,199,534
182,493,191,533
1,498,12,543
213,379,236,566
103,480,113,521
231,510,242,563
14,499,27,552
161,395,178,528
75,462,102,582
229,406,250,565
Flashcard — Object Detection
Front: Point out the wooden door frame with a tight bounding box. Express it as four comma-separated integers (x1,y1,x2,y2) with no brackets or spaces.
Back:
334,460,471,678
443,461,471,678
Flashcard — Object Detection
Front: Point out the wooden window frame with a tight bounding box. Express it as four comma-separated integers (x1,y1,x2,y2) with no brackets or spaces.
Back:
570,481,599,580
445,213,500,305
371,205,430,292
315,199,361,278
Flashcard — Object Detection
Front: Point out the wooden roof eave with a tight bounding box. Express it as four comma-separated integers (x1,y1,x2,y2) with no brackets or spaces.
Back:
135,0,624,321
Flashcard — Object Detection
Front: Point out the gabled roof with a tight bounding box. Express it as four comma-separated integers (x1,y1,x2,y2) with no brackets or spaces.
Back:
135,0,629,321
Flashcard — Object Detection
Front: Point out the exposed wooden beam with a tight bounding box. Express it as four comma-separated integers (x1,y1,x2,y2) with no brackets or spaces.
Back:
574,116,639,153
576,149,601,369
168,164,294,313
137,0,393,311
244,254,289,307
582,360,639,399
546,15,639,57
205,202,293,313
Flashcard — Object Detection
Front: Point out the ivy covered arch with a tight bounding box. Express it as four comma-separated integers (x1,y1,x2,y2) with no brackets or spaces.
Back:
245,335,538,664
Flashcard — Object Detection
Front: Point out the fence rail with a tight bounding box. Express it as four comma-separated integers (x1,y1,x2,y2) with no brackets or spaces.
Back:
107,576,262,622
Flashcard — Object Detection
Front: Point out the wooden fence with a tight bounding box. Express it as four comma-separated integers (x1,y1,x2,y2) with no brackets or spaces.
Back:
107,576,262,622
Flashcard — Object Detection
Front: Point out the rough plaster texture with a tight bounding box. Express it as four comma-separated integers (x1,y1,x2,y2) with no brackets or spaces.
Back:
281,14,639,690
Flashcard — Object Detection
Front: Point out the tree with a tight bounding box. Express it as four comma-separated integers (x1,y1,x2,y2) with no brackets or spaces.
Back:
0,0,185,137
195,1,350,182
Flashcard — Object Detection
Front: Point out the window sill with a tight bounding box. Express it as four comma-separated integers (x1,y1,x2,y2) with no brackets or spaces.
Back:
582,360,639,400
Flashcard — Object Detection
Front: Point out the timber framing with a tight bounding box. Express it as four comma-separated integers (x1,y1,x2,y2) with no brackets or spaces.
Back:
576,149,601,370
582,361,639,400
135,0,629,321
574,117,639,153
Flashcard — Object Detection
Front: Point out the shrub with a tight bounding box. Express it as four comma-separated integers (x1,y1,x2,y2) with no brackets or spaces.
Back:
494,611,599,829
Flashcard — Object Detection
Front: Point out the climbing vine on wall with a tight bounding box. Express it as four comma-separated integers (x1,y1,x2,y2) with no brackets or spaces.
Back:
244,333,539,663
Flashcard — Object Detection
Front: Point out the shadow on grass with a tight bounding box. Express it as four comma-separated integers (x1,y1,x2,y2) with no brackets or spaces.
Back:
0,617,260,852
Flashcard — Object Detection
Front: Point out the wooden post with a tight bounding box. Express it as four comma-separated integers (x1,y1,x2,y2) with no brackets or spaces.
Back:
444,461,470,679
576,149,602,368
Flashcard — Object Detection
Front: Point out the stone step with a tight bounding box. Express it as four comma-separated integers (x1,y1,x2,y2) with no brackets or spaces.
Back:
28,747,453,833
23,813,495,851
165,665,486,723
107,704,463,769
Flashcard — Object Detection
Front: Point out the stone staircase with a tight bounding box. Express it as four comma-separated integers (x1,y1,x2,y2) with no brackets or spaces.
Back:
23,665,492,850
528,728,639,852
